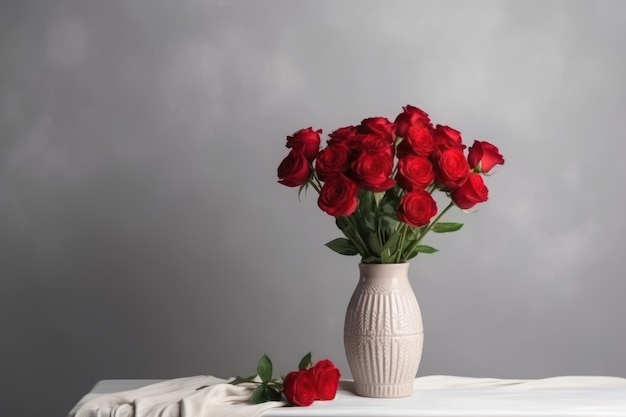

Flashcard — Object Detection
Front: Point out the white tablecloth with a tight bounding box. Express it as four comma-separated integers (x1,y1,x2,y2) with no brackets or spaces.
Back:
77,375,626,417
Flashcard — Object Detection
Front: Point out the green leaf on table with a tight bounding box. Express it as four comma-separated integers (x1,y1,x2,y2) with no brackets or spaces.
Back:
257,355,273,383
325,238,359,256
266,386,282,401
298,352,312,370
432,222,464,233
252,385,267,404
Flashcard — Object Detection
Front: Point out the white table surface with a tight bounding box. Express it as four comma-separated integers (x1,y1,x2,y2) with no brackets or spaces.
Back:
85,375,626,417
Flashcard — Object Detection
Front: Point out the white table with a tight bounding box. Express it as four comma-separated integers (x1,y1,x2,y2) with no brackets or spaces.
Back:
81,375,626,417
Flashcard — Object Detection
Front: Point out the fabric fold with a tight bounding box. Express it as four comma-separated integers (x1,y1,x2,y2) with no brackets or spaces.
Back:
68,376,285,417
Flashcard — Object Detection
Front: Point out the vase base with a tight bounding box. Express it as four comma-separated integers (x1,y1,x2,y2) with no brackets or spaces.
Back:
353,382,413,398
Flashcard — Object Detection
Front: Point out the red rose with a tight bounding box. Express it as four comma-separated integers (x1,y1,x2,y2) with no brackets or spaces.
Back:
433,147,469,190
467,140,505,174
310,360,341,400
359,117,396,143
315,145,349,181
394,105,431,138
327,126,358,148
283,370,317,406
350,150,395,192
396,155,434,191
286,127,322,161
451,173,489,209
397,120,435,158
356,133,395,159
397,189,438,227
433,124,465,149
278,150,311,187
318,174,359,217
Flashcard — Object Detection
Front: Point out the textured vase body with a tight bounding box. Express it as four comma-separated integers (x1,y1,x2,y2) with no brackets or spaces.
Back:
344,263,423,398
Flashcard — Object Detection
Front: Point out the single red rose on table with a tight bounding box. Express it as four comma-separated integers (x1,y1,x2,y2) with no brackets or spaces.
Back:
467,140,505,174
318,174,359,217
283,370,317,406
277,150,311,187
394,105,432,138
397,189,438,227
451,173,489,209
349,149,396,192
309,360,341,400
286,127,322,161
395,155,435,191
433,147,469,190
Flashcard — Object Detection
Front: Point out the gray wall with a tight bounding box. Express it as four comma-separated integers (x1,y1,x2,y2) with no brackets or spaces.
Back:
2,1,626,416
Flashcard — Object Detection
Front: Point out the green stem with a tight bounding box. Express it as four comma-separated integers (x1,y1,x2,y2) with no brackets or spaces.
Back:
396,223,408,263
338,216,368,257
309,173,322,194
402,201,455,257
416,201,455,245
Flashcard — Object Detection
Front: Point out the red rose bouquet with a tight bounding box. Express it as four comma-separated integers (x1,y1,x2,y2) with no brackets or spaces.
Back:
278,105,504,263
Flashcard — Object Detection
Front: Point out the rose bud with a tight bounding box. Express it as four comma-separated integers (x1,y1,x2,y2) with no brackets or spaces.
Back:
467,140,505,174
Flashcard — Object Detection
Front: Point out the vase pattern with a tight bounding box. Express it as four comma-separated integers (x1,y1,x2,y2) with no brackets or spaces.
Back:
344,263,423,398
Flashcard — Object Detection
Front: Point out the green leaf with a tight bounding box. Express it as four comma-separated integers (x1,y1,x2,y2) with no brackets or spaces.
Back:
266,386,282,401
381,214,400,234
380,232,401,263
414,245,439,254
297,183,309,202
257,355,273,383
230,375,257,385
431,222,464,233
358,190,376,215
298,352,312,370
361,255,380,264
325,238,359,256
365,231,382,254
363,211,377,232
252,385,267,404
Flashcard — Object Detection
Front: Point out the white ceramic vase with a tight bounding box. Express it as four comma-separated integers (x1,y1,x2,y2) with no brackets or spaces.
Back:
344,262,423,398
